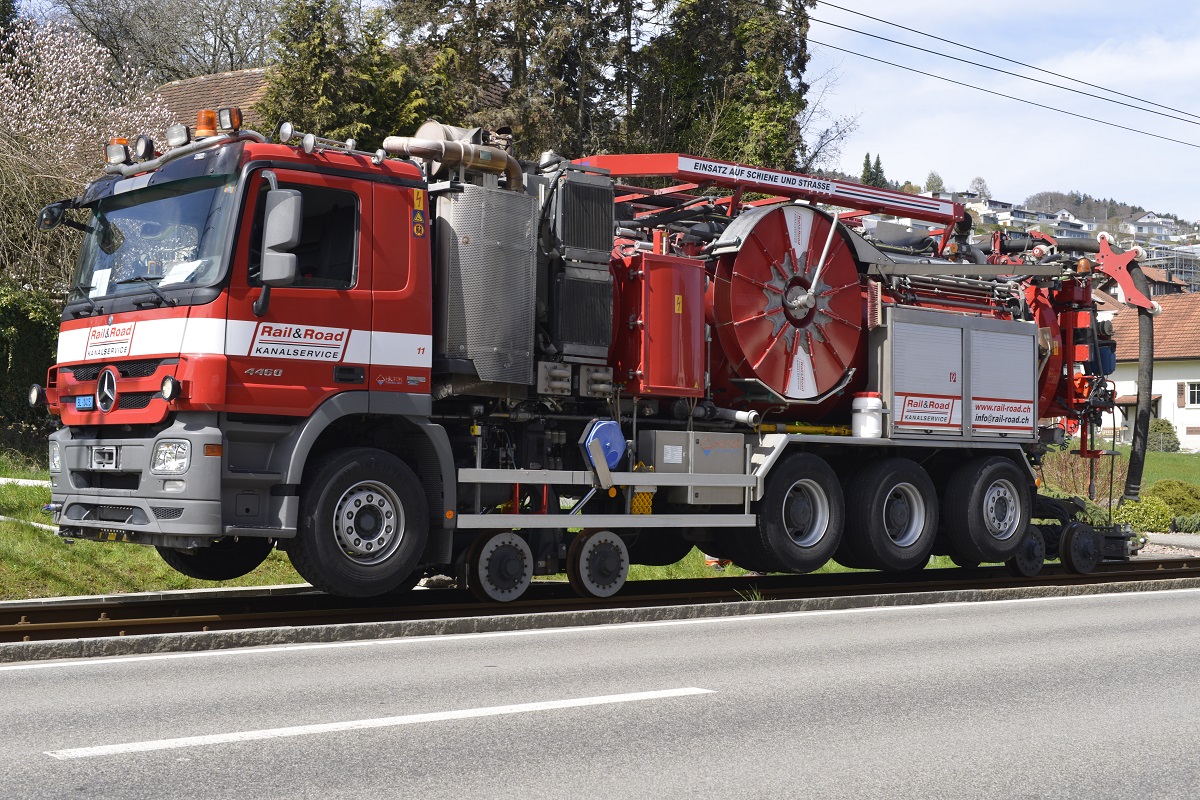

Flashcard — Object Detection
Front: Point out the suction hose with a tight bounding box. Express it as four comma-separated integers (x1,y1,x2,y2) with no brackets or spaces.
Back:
1123,264,1154,502
381,136,524,191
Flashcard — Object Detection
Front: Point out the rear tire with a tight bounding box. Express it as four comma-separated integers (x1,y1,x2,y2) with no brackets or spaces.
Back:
843,458,938,572
942,456,1030,563
289,447,429,597
156,537,273,581
754,453,844,573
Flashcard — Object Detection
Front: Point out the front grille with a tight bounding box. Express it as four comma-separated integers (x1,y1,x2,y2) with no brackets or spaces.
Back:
68,359,164,381
117,392,156,410
152,507,184,520
71,471,140,491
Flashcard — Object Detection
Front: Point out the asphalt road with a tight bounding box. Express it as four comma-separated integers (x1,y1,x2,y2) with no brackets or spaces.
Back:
3,589,1200,799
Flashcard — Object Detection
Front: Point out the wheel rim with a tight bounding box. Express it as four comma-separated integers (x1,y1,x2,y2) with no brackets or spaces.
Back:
883,482,925,548
781,478,830,547
983,479,1021,541
575,531,629,598
476,533,532,602
332,480,404,565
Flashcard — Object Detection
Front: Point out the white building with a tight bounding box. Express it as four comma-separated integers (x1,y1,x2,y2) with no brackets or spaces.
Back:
1109,292,1200,449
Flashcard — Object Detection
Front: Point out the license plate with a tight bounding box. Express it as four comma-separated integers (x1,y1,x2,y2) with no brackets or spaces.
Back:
75,395,94,411
90,446,117,470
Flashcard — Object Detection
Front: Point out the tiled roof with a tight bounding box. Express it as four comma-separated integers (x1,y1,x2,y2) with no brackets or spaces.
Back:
1139,266,1189,286
157,68,269,131
1112,291,1200,361
1115,395,1161,404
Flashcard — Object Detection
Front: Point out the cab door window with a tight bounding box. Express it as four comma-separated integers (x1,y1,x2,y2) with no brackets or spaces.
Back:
249,183,359,289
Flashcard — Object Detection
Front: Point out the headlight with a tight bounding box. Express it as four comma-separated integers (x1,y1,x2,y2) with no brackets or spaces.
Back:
151,440,190,474
161,375,181,401
48,441,61,473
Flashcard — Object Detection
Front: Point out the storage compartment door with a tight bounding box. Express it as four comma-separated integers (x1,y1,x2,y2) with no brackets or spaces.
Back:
970,329,1037,439
891,321,963,435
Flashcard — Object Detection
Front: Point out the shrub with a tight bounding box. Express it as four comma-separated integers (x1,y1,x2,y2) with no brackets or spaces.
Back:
1037,446,1126,509
1112,495,1173,532
1145,418,1181,453
1171,513,1200,534
1144,479,1200,516
1036,487,1110,527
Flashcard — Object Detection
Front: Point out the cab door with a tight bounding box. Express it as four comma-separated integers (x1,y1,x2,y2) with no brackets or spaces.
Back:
225,169,373,415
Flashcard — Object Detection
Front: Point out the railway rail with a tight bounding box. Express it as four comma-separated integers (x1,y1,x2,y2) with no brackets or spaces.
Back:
3,557,1197,645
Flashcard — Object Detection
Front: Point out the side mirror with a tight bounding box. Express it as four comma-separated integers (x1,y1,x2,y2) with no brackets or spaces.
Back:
37,203,65,232
260,189,302,287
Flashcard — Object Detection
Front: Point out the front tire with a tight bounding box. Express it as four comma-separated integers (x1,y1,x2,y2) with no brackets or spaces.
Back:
289,447,429,597
156,537,273,581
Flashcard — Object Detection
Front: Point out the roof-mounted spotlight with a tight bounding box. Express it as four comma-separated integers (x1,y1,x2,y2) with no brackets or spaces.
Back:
105,137,130,165
132,134,156,161
278,121,295,143
165,123,191,148
217,107,242,132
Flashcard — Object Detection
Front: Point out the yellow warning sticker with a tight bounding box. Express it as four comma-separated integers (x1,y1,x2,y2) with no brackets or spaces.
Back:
674,294,683,313
413,189,425,211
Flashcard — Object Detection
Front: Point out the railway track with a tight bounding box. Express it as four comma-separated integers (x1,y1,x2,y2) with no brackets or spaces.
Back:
3,557,1198,645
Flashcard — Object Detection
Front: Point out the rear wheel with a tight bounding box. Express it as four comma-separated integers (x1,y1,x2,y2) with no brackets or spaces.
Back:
942,457,1030,563
754,453,844,573
1006,526,1047,578
1059,521,1103,574
289,447,429,597
156,537,273,581
843,458,938,572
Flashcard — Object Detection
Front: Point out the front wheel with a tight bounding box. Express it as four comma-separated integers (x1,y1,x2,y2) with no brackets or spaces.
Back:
156,537,273,581
289,447,429,597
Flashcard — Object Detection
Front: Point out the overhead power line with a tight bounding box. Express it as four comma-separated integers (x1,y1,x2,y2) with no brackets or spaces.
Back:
810,17,1200,128
809,39,1200,150
813,0,1200,122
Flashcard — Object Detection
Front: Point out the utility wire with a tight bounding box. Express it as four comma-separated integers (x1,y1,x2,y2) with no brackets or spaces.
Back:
814,0,1200,122
811,17,1200,127
809,40,1200,150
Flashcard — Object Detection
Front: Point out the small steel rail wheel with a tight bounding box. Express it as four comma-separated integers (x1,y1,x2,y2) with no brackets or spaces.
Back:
467,532,534,602
942,456,1031,563
567,530,629,598
755,453,844,573
843,458,938,572
289,447,428,597
626,530,694,567
1059,521,1103,574
156,537,273,581
1006,526,1047,578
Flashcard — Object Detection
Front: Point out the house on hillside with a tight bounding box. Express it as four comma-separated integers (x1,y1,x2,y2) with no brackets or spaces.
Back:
1120,211,1178,241
1109,292,1200,449
158,68,269,131
1098,265,1188,303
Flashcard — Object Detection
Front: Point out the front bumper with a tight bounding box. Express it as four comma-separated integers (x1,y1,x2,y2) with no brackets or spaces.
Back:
50,413,224,548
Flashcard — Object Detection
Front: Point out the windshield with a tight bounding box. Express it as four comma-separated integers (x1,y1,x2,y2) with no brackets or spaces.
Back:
69,174,238,301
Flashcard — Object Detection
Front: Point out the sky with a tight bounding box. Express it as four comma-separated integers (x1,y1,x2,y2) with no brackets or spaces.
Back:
804,0,1200,222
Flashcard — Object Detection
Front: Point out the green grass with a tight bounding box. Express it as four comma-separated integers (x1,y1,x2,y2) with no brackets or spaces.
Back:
1137,450,1200,487
0,483,303,600
0,449,49,481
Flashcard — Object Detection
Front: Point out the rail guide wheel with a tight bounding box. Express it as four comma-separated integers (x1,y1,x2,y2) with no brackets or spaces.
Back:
567,530,629,598
710,204,863,404
467,532,534,602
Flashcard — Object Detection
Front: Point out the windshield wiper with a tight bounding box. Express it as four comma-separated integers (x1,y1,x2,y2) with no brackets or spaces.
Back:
69,283,100,317
114,275,176,307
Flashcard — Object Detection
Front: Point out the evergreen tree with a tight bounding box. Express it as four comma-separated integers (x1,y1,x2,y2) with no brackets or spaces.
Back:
872,154,884,187
861,152,872,184
256,0,428,150
1,0,15,30
924,170,944,193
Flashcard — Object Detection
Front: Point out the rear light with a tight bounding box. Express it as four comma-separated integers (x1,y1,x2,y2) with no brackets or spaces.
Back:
195,110,217,139
49,441,61,473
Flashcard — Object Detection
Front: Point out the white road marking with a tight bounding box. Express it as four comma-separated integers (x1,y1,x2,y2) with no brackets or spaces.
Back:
44,687,713,760
5,585,1200,673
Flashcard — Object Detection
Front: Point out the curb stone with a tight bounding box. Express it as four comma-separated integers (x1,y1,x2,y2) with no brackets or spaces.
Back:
5,576,1200,665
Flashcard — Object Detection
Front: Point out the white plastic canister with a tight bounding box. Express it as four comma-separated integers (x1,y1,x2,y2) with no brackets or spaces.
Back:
851,392,884,438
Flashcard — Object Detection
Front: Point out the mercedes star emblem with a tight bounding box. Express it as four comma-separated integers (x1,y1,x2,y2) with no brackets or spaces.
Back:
96,367,118,413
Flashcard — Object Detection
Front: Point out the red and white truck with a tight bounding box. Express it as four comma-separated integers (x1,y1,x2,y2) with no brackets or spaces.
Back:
31,109,1150,599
